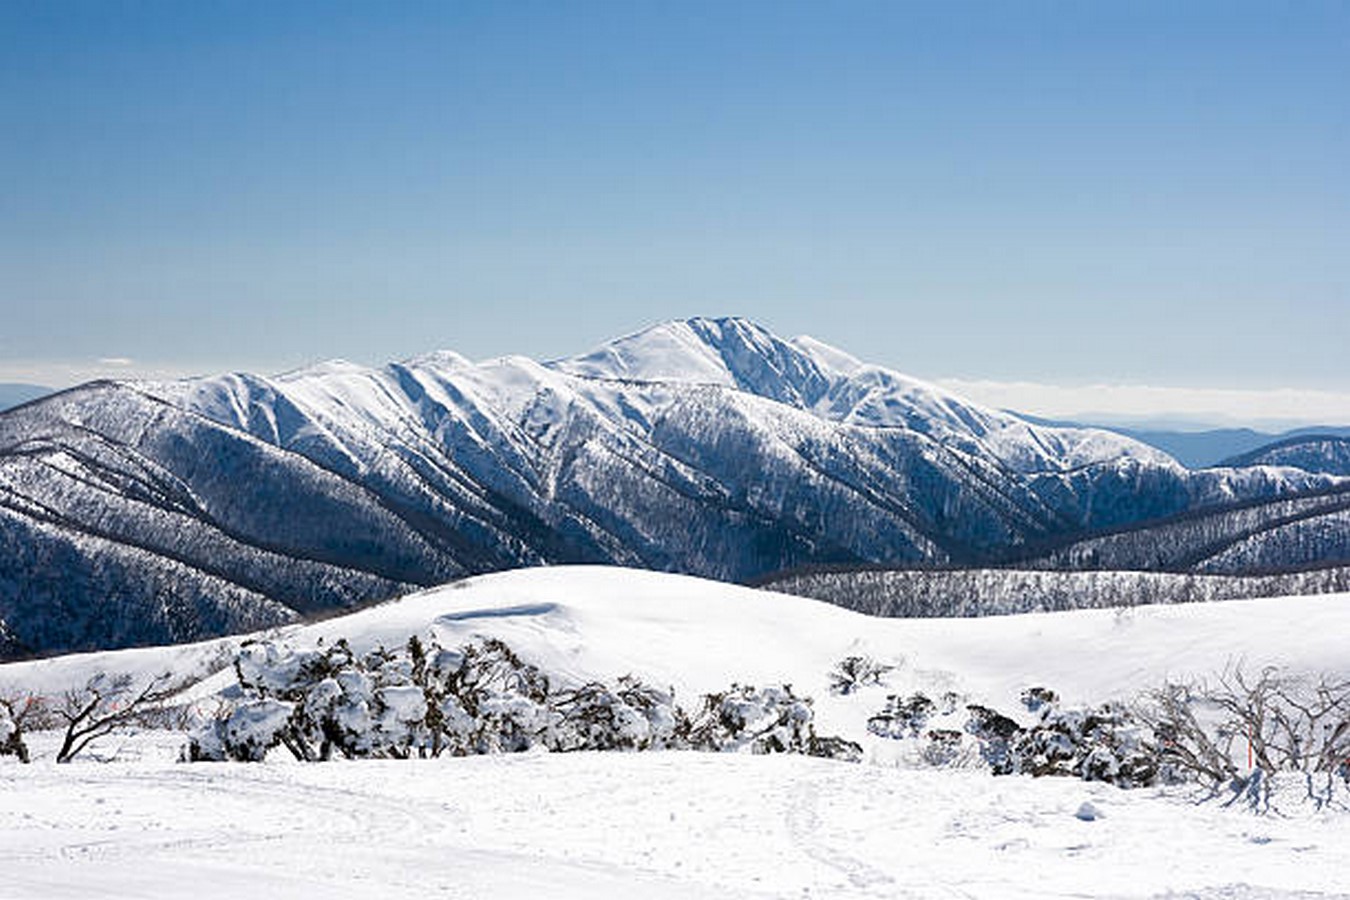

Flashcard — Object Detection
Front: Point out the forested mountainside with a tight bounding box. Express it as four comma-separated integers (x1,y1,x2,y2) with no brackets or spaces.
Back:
1220,435,1350,476
2,317,1345,659
762,564,1350,618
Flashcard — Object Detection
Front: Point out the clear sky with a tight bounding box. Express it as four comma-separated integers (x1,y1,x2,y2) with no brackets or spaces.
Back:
2,1,1347,422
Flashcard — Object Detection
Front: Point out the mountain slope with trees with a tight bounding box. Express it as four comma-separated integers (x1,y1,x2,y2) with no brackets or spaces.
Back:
2,318,1345,659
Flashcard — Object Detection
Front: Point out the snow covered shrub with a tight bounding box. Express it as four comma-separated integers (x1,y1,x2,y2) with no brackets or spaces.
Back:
963,704,1023,773
807,733,866,763
0,693,45,764
190,699,297,762
868,693,936,739
195,635,562,760
0,710,26,763
829,656,893,696
550,677,683,752
1020,687,1058,713
961,692,1159,787
0,707,19,761
194,635,862,764
866,693,983,768
427,636,556,755
686,684,862,761
1012,700,1158,787
194,637,442,761
920,729,967,767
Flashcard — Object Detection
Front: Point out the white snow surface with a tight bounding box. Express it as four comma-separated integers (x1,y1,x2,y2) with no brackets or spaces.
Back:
159,316,1183,479
3,566,1350,898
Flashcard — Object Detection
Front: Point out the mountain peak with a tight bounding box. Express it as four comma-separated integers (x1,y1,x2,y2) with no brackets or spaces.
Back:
550,317,839,409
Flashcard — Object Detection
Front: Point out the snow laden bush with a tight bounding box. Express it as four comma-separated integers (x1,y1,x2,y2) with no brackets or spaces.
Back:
550,677,681,752
968,689,1159,787
190,635,860,763
868,693,939,740
687,684,863,761
868,686,1159,788
0,693,45,763
192,636,537,761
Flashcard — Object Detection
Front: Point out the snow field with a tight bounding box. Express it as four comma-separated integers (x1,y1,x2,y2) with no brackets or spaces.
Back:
4,749,1349,899
3,566,1350,898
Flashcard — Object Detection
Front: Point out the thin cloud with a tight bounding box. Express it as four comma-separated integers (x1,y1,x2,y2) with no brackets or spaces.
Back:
937,379,1350,430
0,359,205,388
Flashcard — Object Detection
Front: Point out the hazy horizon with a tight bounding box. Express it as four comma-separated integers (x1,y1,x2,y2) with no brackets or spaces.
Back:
3,315,1350,431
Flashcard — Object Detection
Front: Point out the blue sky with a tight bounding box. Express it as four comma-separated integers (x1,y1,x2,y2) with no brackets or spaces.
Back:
2,1,1347,421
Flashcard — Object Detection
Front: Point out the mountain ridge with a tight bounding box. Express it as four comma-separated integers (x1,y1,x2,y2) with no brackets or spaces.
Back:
2,317,1346,659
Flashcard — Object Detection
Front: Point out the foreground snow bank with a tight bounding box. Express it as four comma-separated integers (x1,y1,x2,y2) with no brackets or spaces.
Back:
5,566,1349,776
3,750,1349,900
4,567,1350,898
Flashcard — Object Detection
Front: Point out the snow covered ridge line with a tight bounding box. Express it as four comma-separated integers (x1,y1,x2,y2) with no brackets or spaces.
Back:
4,317,1350,661
762,565,1350,618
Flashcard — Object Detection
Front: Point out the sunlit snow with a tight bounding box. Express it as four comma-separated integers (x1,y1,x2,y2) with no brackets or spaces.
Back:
3,567,1349,898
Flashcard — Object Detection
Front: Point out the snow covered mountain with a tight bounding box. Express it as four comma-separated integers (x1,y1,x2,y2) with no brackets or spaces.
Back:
1,317,1344,659
1221,435,1350,476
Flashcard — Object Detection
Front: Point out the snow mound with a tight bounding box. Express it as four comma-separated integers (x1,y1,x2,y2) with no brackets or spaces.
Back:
7,566,1349,727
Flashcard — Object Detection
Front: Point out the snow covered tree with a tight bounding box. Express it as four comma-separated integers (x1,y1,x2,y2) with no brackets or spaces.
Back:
829,656,893,696
0,692,46,763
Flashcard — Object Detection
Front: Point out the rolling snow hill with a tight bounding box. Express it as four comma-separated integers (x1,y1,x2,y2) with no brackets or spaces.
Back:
7,566,1349,722
3,317,1347,660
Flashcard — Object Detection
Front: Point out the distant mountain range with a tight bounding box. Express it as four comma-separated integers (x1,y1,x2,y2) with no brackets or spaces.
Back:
2,317,1348,660
0,383,52,413
1016,413,1350,469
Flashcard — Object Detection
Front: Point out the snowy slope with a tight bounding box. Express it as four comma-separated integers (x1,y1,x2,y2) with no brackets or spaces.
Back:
7,566,1349,724
3,567,1350,900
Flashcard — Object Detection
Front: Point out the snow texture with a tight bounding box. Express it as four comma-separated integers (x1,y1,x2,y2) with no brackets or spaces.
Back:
3,566,1350,898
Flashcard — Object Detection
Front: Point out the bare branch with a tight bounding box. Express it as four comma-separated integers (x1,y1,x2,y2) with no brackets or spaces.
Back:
55,671,183,763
